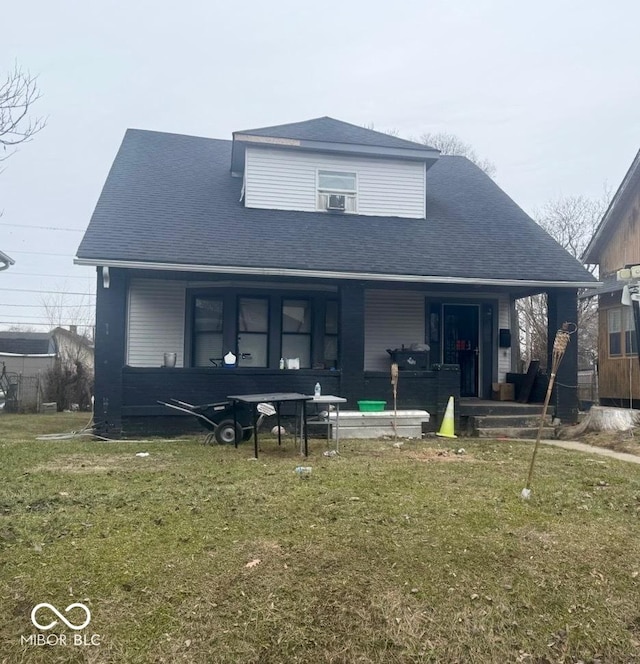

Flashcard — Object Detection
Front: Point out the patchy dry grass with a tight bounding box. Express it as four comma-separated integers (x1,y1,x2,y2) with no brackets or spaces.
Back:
1,413,640,663
578,428,640,457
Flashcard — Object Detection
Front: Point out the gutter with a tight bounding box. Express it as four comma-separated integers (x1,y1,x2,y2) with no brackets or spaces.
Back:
74,257,598,290
0,352,56,358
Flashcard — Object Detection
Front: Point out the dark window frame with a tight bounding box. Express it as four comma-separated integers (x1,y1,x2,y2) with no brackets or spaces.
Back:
186,287,339,369
192,295,224,367
323,299,339,369
281,298,313,369
237,295,270,368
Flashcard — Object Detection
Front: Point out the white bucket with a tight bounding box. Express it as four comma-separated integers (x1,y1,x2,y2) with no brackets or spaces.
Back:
163,352,177,368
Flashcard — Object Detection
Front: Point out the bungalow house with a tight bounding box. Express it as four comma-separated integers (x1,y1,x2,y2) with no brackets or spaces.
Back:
583,149,640,407
75,117,595,436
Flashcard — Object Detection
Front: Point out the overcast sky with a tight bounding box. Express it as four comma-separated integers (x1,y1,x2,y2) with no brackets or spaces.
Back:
2,0,639,331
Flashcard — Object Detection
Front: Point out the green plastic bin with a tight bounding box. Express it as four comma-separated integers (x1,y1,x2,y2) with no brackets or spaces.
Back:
357,400,387,412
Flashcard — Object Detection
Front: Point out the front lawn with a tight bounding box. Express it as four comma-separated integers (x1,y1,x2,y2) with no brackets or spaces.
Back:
1,413,640,663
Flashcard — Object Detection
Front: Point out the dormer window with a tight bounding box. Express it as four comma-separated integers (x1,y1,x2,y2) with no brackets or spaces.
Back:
317,170,357,213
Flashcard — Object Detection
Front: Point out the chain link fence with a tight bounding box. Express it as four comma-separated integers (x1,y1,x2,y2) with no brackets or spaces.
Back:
1,372,46,413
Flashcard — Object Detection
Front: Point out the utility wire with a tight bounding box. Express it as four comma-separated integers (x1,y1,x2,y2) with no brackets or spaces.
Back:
1,223,83,232
0,314,94,320
0,287,94,295
0,303,95,308
7,272,93,278
0,322,93,326
3,250,77,258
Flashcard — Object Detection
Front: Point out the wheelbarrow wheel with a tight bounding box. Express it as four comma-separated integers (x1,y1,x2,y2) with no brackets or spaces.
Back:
214,419,244,445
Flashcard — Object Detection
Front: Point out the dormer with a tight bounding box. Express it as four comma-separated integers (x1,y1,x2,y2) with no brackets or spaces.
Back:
231,117,439,220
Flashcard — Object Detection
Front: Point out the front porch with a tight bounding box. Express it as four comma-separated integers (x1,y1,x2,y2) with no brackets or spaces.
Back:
93,268,579,436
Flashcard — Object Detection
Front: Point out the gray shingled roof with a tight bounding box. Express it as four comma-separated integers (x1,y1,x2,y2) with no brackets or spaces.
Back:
0,332,53,355
77,129,595,285
235,116,434,152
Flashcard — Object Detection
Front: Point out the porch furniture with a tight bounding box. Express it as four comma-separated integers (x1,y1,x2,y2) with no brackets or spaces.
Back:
227,392,314,459
308,394,347,451
386,348,430,370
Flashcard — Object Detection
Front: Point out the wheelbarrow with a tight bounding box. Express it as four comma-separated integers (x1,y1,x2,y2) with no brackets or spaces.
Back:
157,398,276,445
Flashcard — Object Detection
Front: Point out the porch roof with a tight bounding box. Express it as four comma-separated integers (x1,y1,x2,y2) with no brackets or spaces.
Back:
76,129,596,289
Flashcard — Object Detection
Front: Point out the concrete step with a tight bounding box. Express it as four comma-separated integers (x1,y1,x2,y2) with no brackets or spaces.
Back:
476,426,556,439
471,414,552,429
459,402,547,417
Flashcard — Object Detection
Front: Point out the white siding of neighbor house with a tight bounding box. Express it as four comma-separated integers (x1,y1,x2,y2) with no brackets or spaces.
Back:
365,290,426,370
498,295,511,382
127,279,186,367
244,147,426,219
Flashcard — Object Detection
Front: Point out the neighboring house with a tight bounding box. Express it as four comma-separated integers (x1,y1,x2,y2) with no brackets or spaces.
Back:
0,331,56,376
51,326,95,372
583,149,640,407
0,331,56,411
0,328,94,411
75,117,595,435
0,250,15,272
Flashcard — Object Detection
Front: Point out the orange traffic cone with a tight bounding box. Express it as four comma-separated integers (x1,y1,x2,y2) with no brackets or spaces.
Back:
436,396,457,438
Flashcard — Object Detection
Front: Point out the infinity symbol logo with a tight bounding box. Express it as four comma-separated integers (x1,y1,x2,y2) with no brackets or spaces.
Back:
31,603,92,631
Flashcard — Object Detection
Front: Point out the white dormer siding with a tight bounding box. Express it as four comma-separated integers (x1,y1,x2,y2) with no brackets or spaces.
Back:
244,147,426,219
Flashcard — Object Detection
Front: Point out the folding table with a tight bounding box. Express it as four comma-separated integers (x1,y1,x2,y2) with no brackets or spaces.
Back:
226,392,313,459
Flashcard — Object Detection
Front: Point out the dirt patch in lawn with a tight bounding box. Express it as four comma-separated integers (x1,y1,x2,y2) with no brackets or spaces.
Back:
404,447,475,462
32,452,174,474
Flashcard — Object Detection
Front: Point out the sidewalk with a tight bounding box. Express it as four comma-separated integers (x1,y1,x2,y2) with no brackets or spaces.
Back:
537,439,640,465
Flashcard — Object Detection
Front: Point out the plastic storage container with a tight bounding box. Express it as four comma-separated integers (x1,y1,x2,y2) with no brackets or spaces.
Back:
357,400,387,412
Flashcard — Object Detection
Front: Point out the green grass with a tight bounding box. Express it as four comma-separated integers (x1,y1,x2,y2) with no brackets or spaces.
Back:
2,413,640,663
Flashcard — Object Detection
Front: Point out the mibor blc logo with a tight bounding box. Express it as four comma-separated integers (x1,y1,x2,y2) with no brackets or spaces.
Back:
21,602,101,647
31,603,91,631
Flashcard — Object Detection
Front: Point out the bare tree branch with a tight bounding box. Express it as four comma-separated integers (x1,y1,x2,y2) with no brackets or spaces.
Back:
0,62,46,163
517,191,611,370
418,132,496,178
40,288,95,342
362,122,401,137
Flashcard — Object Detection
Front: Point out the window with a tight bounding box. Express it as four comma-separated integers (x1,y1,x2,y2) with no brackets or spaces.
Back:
238,297,269,367
608,308,622,356
193,297,224,366
625,307,638,355
282,299,311,368
609,306,639,357
324,300,339,368
189,291,340,369
317,170,357,212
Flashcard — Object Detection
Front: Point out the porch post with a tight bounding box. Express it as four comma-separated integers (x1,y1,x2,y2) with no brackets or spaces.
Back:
339,282,365,406
547,288,578,423
94,267,127,435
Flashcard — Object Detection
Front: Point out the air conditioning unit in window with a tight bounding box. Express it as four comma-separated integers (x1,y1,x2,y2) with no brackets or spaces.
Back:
326,194,346,211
